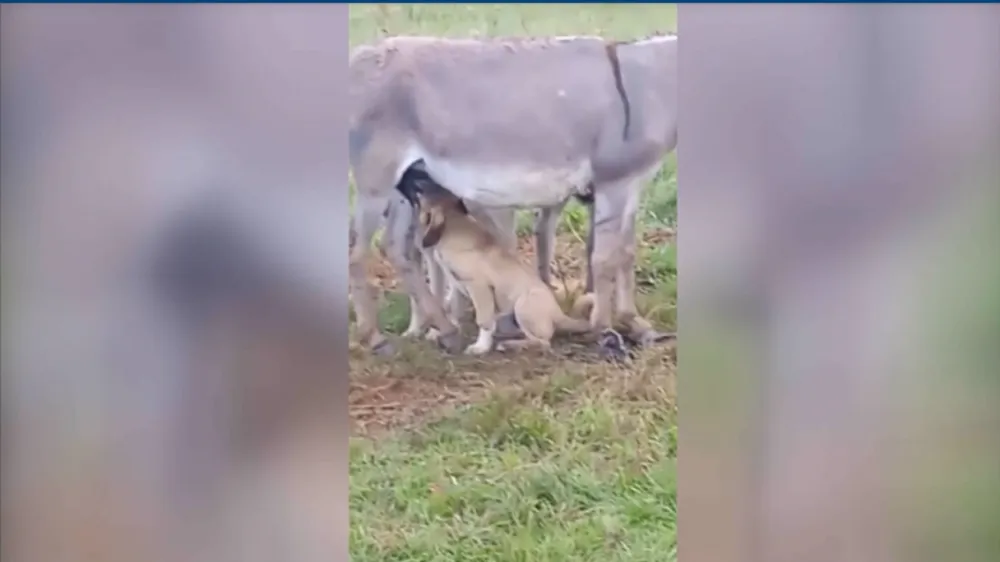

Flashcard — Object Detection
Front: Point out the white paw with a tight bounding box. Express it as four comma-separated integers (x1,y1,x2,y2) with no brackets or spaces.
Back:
465,327,494,355
402,327,424,338
464,341,492,355
425,328,441,342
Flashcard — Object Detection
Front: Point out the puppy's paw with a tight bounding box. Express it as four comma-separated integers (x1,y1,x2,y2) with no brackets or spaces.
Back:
464,341,492,355
424,328,441,342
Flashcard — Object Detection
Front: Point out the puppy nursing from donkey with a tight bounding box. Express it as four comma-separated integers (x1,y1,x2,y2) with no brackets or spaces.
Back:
405,171,594,355
392,162,526,343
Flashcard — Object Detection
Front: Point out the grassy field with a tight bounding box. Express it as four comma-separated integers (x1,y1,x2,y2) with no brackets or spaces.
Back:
349,4,678,561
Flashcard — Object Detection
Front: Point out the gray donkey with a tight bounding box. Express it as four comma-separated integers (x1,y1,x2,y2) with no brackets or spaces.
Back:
350,34,677,355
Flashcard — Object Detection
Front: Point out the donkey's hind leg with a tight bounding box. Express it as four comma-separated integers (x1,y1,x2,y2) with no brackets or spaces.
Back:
534,200,568,286
588,177,641,358
614,173,674,346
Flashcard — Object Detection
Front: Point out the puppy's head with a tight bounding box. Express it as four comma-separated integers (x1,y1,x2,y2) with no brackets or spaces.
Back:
397,160,470,211
416,190,468,248
396,162,432,207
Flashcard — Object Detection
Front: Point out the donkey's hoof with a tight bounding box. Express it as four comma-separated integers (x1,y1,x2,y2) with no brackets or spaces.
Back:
597,329,629,362
435,330,464,354
371,339,397,357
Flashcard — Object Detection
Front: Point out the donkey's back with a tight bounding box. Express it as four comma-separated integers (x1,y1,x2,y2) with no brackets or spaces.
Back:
350,35,630,207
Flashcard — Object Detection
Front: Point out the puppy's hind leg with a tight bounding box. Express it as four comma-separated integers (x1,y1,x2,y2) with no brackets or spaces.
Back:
498,297,556,353
463,282,498,355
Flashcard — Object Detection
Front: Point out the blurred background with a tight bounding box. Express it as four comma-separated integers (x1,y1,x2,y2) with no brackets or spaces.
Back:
680,4,1000,562
2,5,351,562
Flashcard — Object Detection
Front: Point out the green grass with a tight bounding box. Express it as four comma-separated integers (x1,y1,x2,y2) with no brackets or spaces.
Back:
350,4,677,561
350,354,678,562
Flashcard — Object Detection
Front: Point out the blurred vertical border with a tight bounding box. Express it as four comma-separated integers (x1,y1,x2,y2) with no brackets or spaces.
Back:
679,4,1000,562
1,5,351,562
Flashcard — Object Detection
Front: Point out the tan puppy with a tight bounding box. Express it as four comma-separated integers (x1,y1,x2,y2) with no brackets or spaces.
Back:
416,191,593,355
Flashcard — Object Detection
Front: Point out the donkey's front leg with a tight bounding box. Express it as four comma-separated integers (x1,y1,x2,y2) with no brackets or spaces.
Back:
403,251,446,338
349,193,393,355
383,197,462,353
420,253,470,342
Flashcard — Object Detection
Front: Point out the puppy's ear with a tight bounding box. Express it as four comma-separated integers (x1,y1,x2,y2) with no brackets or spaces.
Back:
414,190,427,209
420,207,446,248
413,175,439,198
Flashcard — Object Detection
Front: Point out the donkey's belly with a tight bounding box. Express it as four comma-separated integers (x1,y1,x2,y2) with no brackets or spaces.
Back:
422,156,593,209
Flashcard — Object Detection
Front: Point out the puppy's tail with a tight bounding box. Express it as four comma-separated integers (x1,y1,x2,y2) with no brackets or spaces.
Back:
553,312,592,334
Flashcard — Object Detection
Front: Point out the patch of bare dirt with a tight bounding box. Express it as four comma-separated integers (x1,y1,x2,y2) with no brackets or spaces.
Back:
349,370,486,435
368,247,399,292
349,336,605,434
350,231,677,436
350,338,676,436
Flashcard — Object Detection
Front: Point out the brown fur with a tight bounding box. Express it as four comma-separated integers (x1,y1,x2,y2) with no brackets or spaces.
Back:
417,192,592,352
